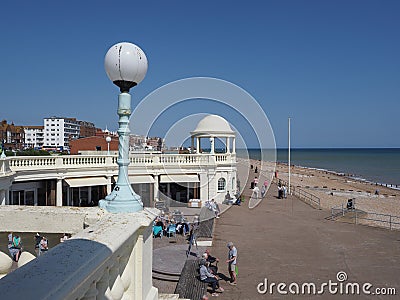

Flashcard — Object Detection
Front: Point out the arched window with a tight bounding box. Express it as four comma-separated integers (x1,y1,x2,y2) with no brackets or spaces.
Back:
218,178,226,191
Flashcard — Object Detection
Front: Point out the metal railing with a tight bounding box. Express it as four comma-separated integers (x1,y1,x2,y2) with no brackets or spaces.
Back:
291,186,321,209
330,203,400,230
276,179,321,209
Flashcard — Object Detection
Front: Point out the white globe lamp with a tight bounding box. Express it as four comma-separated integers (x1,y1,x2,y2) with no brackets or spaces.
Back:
99,42,148,213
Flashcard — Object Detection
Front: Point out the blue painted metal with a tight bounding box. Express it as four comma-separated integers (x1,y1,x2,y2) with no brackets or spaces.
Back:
99,92,143,213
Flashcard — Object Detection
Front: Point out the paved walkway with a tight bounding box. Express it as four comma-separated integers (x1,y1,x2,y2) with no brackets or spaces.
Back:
210,183,400,299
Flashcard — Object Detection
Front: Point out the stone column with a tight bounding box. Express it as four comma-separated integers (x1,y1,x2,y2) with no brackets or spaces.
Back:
56,179,63,206
191,137,194,153
199,172,208,202
107,176,112,194
196,137,200,154
5,189,9,205
153,176,159,202
232,137,236,154
0,190,5,205
210,137,215,154
226,137,231,153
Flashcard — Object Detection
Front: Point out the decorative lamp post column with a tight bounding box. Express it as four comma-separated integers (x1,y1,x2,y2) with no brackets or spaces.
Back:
106,136,111,155
99,42,148,213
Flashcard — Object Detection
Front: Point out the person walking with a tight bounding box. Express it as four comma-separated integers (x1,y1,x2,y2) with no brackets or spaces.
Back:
226,242,237,285
252,185,260,200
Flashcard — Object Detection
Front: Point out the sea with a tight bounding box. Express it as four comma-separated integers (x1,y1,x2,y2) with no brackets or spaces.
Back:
236,148,400,187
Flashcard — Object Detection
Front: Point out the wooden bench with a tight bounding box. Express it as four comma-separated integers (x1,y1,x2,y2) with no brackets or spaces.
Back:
174,260,207,300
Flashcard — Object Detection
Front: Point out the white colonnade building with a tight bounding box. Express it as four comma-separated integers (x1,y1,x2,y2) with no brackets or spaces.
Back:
0,114,237,209
0,114,238,300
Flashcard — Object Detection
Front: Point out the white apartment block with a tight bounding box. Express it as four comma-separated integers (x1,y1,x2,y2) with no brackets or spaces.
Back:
24,126,44,149
43,117,80,149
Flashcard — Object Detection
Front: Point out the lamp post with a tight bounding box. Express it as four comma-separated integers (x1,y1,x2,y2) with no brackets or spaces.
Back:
99,42,148,213
106,136,111,155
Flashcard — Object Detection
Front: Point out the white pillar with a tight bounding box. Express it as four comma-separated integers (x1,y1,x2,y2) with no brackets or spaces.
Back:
199,172,208,202
191,137,194,153
226,137,231,153
154,176,159,202
232,137,236,154
107,176,112,194
196,137,200,154
0,190,5,205
5,189,9,205
56,179,63,206
210,137,215,154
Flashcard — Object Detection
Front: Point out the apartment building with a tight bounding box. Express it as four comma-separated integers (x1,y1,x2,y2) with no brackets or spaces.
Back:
43,117,80,150
24,126,44,149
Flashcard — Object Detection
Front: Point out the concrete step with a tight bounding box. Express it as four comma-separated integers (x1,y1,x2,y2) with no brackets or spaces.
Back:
152,271,180,282
158,293,190,300
159,294,179,300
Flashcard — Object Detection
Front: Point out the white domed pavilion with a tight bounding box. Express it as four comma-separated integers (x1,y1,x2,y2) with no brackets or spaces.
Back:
190,115,236,154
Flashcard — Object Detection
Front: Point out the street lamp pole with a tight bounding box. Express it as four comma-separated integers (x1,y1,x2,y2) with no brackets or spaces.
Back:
288,117,291,195
99,42,148,213
106,136,111,155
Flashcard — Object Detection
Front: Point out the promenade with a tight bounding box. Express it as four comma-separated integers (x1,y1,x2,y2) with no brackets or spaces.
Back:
210,184,400,299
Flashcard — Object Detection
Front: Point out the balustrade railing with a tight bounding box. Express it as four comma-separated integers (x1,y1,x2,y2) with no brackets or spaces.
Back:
3,153,235,174
8,156,56,168
63,156,107,166
1,158,12,175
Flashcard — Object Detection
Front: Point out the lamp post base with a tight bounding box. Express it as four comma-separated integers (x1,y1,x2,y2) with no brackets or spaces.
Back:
99,185,143,213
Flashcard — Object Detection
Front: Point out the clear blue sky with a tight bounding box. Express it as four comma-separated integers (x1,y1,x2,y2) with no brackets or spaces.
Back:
1,1,399,148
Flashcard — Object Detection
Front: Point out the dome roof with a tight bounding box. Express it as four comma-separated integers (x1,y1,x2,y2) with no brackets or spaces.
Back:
191,115,235,136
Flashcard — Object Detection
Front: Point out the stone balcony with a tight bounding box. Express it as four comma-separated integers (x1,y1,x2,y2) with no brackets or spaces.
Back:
0,206,159,300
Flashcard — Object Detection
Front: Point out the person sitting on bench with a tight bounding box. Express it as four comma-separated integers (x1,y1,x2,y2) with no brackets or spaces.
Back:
199,259,224,297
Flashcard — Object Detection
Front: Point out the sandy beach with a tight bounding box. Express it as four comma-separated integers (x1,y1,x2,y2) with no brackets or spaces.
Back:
240,157,400,219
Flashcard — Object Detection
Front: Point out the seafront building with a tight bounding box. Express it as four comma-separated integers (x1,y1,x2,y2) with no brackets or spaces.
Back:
0,114,237,299
43,116,81,150
24,125,44,149
0,120,25,151
0,114,237,208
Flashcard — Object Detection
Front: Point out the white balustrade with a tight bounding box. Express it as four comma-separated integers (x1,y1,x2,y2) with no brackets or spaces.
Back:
0,158,12,175
1,153,235,181
63,155,107,166
0,208,159,300
8,156,56,170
